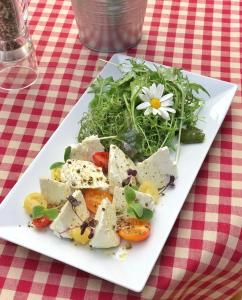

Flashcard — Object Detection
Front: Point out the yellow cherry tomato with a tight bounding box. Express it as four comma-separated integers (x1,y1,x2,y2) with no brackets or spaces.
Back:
70,227,91,245
138,181,160,203
24,192,47,215
51,167,61,181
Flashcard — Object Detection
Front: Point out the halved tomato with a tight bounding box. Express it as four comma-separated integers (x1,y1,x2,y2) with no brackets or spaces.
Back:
83,188,113,214
32,216,52,229
92,151,109,173
118,218,151,242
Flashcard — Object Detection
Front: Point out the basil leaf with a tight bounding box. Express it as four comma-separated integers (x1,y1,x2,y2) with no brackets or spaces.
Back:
140,208,153,220
131,185,138,191
124,186,136,204
130,202,143,218
64,146,72,162
50,162,64,170
32,205,45,219
127,207,137,218
44,208,59,221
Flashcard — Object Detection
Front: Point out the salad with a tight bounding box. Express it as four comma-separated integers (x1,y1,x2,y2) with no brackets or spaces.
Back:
23,59,209,249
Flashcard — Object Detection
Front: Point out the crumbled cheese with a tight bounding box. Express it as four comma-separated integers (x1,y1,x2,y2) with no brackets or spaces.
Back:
61,159,109,189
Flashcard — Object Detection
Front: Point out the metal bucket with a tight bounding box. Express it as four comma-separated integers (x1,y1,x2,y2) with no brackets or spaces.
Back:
71,0,147,52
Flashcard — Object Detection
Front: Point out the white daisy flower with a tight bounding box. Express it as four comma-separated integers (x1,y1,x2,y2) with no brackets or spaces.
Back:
136,83,176,120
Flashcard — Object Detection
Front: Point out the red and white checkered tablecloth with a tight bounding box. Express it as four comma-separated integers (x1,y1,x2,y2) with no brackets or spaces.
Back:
0,0,242,299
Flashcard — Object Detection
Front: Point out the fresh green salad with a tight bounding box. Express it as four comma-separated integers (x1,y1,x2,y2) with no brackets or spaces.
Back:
78,59,209,161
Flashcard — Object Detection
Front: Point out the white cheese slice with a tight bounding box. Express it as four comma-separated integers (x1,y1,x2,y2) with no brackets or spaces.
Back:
50,190,90,238
112,187,155,218
89,198,120,248
108,144,136,193
60,159,109,189
112,187,128,218
70,135,104,161
136,146,177,188
40,178,72,206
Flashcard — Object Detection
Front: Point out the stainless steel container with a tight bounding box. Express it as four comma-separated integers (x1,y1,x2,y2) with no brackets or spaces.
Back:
71,0,147,52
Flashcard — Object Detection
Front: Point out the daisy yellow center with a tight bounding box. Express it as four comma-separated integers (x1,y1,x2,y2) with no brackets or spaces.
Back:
150,98,161,109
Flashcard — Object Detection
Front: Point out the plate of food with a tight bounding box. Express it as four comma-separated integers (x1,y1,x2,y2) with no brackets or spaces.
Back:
0,54,237,292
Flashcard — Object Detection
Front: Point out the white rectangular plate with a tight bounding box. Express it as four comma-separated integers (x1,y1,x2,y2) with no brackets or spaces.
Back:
0,54,237,292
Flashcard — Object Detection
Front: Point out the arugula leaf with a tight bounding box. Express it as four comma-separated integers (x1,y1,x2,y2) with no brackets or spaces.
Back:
117,71,134,86
129,202,143,218
189,82,210,97
50,162,64,170
44,208,59,220
64,146,72,162
124,186,136,204
32,206,45,219
140,208,154,220
130,80,141,100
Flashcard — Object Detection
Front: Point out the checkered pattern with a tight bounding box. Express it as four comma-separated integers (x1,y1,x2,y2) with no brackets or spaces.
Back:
0,0,242,299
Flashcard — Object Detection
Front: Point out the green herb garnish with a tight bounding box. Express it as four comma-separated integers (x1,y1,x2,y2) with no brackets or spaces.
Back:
124,186,153,220
50,146,72,170
64,146,71,162
32,205,59,221
50,162,64,170
124,186,136,203
32,205,45,219
141,208,154,221
78,59,209,161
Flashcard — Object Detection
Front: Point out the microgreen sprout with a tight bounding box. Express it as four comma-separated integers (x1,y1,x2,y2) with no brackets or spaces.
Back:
159,176,176,196
50,146,72,170
122,169,137,187
67,195,81,207
124,186,153,221
32,205,59,221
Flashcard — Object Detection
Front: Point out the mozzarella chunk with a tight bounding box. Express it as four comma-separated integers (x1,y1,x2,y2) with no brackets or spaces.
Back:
108,144,136,193
39,178,72,206
50,190,90,238
136,146,177,188
70,135,104,161
61,159,109,189
89,198,120,248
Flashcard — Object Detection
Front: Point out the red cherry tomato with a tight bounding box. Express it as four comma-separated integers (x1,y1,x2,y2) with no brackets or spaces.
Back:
32,216,52,229
92,151,109,173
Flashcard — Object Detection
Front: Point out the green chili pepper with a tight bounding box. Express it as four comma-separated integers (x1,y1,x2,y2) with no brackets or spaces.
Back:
181,127,205,144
